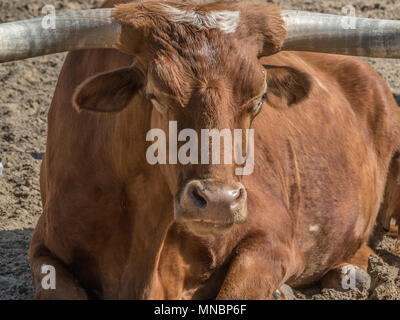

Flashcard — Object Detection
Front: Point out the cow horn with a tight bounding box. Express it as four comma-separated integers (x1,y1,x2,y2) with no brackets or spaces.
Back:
282,10,400,58
0,9,120,63
1,8,400,62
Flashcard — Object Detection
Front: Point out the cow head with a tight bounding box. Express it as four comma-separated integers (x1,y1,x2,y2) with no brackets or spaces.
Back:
72,1,287,237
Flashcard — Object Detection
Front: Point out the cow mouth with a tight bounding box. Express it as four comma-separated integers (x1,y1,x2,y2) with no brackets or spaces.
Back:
184,219,235,236
189,218,234,228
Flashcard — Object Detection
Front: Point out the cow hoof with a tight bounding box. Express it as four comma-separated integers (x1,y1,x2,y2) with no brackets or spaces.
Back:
341,265,371,291
273,284,295,300
321,264,371,291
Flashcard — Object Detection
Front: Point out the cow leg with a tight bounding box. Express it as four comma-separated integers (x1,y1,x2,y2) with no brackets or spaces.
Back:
30,252,88,300
320,244,373,291
216,233,302,300
29,223,88,300
371,153,400,249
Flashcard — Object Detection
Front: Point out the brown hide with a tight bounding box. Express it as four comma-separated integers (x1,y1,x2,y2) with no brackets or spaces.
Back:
29,0,400,299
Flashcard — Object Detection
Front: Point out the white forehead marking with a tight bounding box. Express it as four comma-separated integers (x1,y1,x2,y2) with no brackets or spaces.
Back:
309,224,319,232
162,5,239,33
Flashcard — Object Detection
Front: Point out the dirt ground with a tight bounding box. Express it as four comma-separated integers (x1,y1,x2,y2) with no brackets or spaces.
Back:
0,0,399,300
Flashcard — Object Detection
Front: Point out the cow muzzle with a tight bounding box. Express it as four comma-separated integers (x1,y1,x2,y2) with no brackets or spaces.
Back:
174,179,247,236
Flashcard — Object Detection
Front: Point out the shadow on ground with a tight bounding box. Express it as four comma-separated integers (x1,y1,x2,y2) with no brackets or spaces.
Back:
0,228,34,300
394,93,400,107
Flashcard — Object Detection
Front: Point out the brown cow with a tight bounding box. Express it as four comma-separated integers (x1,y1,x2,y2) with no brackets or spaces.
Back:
11,0,399,299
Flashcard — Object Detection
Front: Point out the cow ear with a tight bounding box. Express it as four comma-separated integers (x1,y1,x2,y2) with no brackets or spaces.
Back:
264,65,312,109
73,66,144,113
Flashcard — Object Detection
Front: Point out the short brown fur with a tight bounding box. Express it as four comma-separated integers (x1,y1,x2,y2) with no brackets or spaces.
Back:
29,0,400,299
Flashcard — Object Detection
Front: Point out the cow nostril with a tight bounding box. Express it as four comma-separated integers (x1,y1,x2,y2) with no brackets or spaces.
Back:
230,188,241,200
189,186,207,209
230,187,246,209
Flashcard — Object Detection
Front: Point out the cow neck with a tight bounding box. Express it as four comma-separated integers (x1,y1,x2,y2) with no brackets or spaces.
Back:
115,103,174,299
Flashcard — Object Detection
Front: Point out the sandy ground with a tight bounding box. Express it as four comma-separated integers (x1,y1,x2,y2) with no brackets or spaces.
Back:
0,0,399,300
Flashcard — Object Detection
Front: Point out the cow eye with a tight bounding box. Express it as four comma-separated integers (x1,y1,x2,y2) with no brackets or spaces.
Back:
252,87,268,116
147,93,167,113
261,90,268,101
146,93,156,100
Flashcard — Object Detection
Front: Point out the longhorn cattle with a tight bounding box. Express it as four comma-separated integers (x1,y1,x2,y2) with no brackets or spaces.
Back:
1,0,400,299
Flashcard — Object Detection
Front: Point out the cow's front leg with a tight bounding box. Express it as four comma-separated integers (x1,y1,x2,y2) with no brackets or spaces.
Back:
29,226,88,300
30,253,88,299
217,233,303,300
